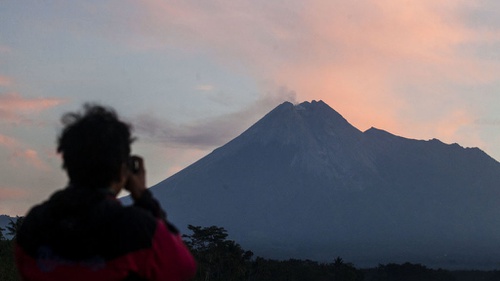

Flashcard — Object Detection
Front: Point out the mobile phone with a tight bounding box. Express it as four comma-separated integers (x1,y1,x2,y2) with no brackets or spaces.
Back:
128,157,140,174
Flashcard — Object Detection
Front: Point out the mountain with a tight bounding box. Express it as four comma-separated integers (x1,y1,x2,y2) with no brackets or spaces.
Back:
146,100,500,269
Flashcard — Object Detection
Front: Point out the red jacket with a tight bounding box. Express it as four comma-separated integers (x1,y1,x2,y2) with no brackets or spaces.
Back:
15,186,196,281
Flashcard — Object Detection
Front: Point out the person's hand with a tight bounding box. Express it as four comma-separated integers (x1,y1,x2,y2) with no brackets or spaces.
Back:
125,155,147,200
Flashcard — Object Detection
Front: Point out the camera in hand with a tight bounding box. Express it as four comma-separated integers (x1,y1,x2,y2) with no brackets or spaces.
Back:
128,157,140,174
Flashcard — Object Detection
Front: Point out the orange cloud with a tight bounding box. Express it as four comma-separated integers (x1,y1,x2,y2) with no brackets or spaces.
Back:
120,1,499,151
269,1,496,130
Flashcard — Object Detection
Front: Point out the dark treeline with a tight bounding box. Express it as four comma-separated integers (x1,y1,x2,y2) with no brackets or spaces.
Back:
1,217,22,281
2,219,500,281
182,225,500,281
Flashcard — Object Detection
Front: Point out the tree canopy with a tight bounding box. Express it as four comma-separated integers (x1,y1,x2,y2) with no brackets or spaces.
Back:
183,225,253,281
0,226,5,241
6,216,24,240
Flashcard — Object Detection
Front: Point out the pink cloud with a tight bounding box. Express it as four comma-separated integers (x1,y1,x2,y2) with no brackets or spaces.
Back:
112,1,499,150
268,1,497,131
0,92,66,125
11,149,50,171
0,186,28,200
0,75,12,87
0,134,20,149
0,45,11,53
196,84,215,91
0,92,65,112
426,109,483,149
0,185,30,215
161,148,208,178
436,110,476,139
0,133,51,171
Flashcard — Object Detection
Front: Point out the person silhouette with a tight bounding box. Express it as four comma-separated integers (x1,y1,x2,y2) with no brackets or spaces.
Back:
15,104,196,281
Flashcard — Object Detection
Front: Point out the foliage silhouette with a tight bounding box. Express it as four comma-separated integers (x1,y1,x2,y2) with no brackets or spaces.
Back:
0,239,20,281
248,257,364,281
374,262,455,281
183,225,253,281
6,216,24,240
182,225,365,281
0,226,5,241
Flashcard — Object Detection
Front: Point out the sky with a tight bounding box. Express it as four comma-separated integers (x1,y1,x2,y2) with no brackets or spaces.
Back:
2,0,500,216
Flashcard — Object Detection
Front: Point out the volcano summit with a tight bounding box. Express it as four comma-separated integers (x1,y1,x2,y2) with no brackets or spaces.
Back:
147,100,500,269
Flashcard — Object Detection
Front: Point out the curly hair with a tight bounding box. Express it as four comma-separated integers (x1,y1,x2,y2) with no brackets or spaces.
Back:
57,104,134,188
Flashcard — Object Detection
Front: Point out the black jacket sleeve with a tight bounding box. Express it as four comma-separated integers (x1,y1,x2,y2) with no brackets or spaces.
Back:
132,189,179,234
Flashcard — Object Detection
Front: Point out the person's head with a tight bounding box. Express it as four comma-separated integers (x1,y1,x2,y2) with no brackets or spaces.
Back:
57,104,134,188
